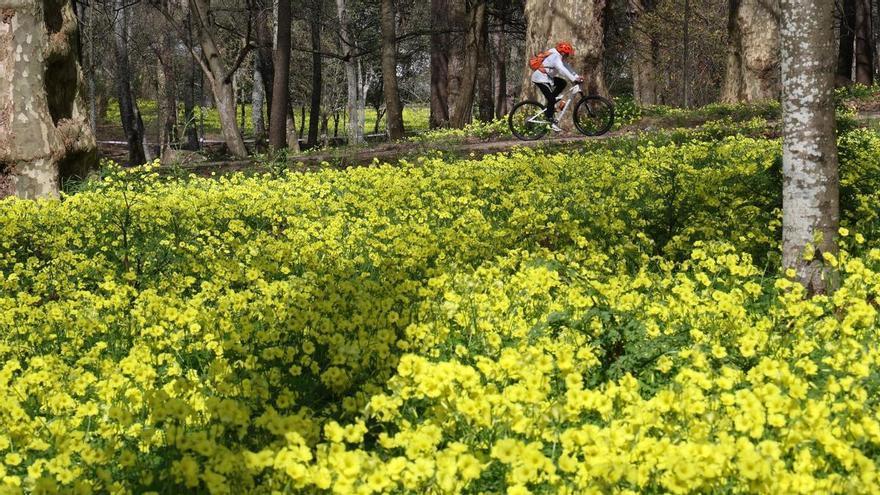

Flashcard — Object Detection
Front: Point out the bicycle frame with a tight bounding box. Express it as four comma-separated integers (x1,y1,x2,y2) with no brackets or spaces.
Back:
525,84,583,125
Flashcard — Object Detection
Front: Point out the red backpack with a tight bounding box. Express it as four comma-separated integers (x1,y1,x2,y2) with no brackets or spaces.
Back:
529,50,551,73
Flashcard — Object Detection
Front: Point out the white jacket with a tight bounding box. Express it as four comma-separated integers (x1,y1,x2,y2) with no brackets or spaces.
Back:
531,48,579,85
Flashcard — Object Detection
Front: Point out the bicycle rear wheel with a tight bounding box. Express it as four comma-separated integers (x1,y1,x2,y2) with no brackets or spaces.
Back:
573,95,615,137
509,100,550,141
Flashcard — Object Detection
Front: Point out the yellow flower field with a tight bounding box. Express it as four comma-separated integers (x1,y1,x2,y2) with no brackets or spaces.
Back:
1,130,880,494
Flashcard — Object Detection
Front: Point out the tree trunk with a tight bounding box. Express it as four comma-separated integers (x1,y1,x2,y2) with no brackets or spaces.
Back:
307,2,322,147
838,0,856,80
855,0,875,83
446,0,466,125
492,14,508,118
628,0,659,105
157,31,177,161
476,4,494,123
721,0,780,103
781,0,839,294
523,0,608,99
252,53,267,144
450,1,487,128
182,13,200,150
188,0,249,158
336,0,363,144
255,0,274,115
269,0,291,148
1,0,97,198
380,0,405,139
114,0,149,165
430,0,450,128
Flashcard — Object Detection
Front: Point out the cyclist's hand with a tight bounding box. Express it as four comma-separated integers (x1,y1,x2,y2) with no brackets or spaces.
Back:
575,76,585,83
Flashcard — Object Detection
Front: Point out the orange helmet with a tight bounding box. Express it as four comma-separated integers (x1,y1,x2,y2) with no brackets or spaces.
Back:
556,42,574,56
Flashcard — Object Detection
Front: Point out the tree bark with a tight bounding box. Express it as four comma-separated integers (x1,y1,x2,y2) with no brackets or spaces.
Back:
628,0,658,105
477,4,494,122
157,31,177,161
269,0,291,148
450,1,487,127
492,13,508,118
188,0,249,158
380,0,405,139
721,0,781,103
1,0,97,198
336,0,364,144
781,0,839,294
855,0,875,83
430,0,450,128
114,0,150,165
307,1,322,147
838,0,856,80
252,52,267,143
523,0,609,99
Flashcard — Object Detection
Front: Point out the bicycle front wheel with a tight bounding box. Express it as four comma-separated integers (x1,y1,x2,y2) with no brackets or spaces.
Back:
573,95,615,137
509,100,550,141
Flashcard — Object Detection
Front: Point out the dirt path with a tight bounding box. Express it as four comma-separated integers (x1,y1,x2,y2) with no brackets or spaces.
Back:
170,129,629,176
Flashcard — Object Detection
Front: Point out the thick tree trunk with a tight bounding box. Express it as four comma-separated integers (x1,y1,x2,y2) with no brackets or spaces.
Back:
114,0,149,165
781,0,839,294
721,0,781,103
307,3,322,147
855,0,875,84
380,0,405,139
336,0,363,144
430,0,450,128
188,0,249,158
269,0,291,148
523,0,608,99
1,0,97,198
838,0,856,80
450,2,487,127
628,0,659,105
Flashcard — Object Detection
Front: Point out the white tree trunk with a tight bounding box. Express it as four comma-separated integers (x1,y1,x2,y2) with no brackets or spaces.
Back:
781,0,840,294
336,0,363,145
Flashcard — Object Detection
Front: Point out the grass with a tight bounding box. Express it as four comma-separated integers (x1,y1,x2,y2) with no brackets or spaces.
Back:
102,100,431,138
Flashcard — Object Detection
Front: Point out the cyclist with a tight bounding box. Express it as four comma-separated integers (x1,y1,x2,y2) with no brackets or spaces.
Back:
530,42,584,132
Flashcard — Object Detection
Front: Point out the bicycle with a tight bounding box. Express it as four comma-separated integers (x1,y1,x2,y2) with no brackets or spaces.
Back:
508,83,615,141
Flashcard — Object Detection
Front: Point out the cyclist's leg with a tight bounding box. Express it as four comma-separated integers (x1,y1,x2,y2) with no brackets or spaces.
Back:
551,77,568,102
535,83,555,122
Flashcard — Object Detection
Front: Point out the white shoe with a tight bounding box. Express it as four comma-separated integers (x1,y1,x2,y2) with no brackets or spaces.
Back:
551,123,563,132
